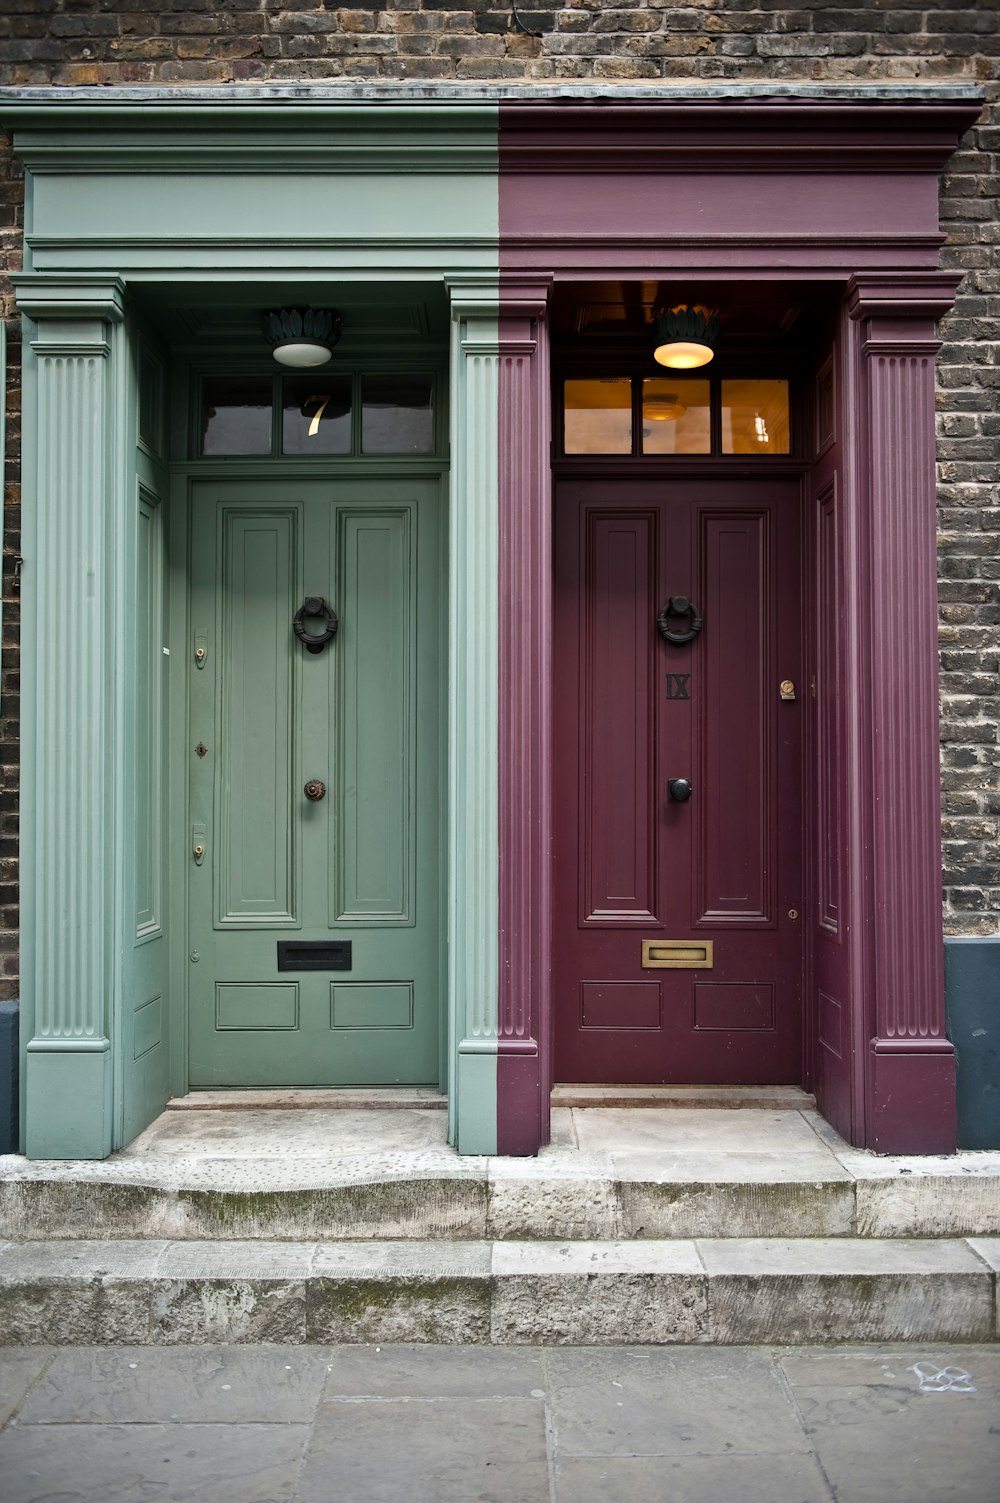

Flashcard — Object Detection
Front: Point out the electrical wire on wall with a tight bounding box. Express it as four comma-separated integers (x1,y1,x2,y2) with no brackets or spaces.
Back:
511,2,543,38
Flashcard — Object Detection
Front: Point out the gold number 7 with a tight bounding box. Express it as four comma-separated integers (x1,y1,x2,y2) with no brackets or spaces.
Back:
303,395,330,437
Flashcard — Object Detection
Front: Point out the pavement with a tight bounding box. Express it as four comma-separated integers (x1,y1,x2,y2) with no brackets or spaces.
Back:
1,1341,999,1502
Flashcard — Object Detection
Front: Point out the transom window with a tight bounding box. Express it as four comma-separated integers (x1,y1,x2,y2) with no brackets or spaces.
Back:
562,376,791,457
198,371,436,458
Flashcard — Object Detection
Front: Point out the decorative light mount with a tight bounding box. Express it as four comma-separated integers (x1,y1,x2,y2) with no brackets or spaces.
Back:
264,308,343,369
653,305,719,370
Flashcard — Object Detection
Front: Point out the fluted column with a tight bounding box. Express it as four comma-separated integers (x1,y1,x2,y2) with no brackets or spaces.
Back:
447,280,500,1155
497,279,552,1155
847,271,962,1153
14,275,126,1159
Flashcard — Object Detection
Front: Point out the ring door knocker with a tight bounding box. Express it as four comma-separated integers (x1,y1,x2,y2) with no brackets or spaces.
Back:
293,596,338,655
656,595,703,647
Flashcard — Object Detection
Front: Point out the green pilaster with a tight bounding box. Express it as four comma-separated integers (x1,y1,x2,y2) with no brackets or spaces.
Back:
447,282,500,1155
15,275,127,1159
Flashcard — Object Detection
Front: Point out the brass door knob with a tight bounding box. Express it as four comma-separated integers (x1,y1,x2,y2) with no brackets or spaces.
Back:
304,780,327,802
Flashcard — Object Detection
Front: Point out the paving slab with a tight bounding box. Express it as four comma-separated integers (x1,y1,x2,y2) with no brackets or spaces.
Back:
124,1106,451,1157
0,1421,308,1503
323,1343,547,1398
298,1396,549,1503
0,1349,51,1425
554,1453,834,1503
17,1345,332,1424
543,1345,810,1457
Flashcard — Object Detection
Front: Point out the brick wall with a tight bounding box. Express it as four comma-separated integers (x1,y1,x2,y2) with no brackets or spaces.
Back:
0,2,997,973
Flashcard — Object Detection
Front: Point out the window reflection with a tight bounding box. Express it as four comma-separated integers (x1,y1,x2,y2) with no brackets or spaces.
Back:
722,380,790,454
361,374,434,454
642,378,710,455
201,377,272,456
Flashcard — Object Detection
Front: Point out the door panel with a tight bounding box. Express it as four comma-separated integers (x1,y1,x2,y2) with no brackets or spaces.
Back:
187,479,441,1088
554,478,803,1085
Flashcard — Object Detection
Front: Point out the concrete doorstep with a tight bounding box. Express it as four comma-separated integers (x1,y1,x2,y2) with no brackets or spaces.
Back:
0,1236,998,1347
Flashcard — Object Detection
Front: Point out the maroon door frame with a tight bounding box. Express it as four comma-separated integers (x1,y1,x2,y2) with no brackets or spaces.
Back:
495,91,983,1156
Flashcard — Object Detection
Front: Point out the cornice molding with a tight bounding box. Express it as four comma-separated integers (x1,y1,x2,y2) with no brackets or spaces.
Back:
11,273,127,324
847,270,964,323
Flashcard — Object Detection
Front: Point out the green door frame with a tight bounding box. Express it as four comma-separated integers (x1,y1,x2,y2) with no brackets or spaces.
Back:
7,92,504,1158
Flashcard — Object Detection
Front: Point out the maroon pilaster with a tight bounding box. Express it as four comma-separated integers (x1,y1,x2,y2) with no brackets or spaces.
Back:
497,277,552,1155
848,271,963,1154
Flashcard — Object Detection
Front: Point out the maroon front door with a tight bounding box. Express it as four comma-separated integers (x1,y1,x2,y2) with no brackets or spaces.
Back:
553,477,804,1084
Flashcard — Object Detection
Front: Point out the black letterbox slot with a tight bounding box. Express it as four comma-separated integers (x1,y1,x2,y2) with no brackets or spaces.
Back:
277,941,353,972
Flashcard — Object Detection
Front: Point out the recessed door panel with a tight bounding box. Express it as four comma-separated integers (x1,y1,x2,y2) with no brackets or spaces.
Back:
187,479,442,1088
554,477,803,1085
581,510,658,924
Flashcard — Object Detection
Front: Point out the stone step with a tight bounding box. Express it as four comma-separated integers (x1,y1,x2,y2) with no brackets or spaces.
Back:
0,1236,997,1346
3,1154,1000,1242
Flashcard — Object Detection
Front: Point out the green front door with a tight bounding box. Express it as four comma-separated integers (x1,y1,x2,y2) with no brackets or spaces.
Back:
186,478,442,1087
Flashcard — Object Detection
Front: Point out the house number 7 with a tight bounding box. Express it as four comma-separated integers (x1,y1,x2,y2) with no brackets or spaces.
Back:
303,394,330,437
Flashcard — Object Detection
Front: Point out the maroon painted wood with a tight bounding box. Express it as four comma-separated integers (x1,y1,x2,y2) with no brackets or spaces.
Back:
553,478,804,1085
496,92,979,1152
847,273,962,1153
497,281,553,1154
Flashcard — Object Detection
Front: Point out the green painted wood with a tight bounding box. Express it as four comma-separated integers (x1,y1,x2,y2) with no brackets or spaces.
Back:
15,279,127,1159
186,478,442,1087
447,283,501,1155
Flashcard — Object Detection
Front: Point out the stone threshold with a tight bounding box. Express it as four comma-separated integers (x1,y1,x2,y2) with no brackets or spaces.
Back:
551,1085,817,1109
0,1236,997,1346
167,1088,447,1112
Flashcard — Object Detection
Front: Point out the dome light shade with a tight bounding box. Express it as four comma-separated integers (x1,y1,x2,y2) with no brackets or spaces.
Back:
654,305,719,370
264,308,342,368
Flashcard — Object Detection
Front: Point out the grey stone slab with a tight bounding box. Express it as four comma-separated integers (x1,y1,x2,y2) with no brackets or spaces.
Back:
699,1239,994,1344
548,1107,578,1148
299,1397,549,1503
545,1345,810,1458
622,1179,855,1239
0,1421,307,1503
572,1108,830,1156
124,1106,450,1157
307,1281,491,1345
777,1343,1000,1390
18,1346,331,1424
610,1149,849,1183
176,1177,490,1241
150,1279,307,1345
856,1176,1000,1237
0,1241,167,1278
156,1240,316,1279
0,1281,154,1345
554,1454,833,1503
697,1237,989,1275
492,1240,703,1276
794,1377,1000,1503
323,1343,547,1398
492,1271,708,1345
967,1236,1000,1271
0,1350,52,1424
311,1239,491,1277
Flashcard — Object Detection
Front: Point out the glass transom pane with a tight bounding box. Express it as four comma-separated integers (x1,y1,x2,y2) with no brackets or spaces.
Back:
201,376,273,456
361,374,434,454
722,379,790,454
282,374,352,455
642,378,711,455
564,378,632,455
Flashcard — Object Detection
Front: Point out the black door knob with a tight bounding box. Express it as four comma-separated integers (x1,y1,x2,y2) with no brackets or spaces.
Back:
668,778,693,802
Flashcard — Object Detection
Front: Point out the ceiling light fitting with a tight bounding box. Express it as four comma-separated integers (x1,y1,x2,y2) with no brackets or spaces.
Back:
653,305,719,370
264,308,343,369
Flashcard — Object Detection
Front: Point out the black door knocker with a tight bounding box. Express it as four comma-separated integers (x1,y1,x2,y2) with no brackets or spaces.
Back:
656,595,703,646
293,596,338,655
